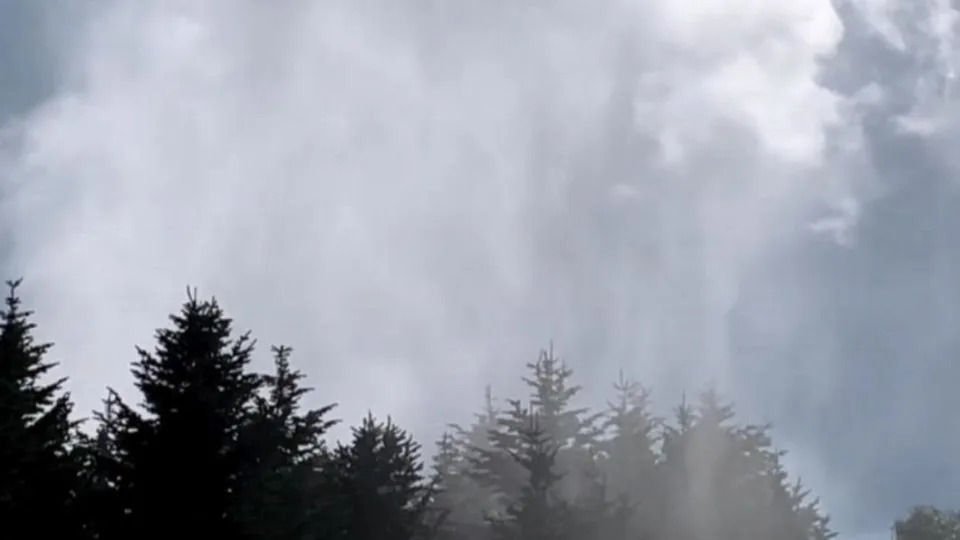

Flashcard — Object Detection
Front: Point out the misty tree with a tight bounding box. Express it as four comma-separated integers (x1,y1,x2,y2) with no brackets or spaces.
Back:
894,506,960,540
0,279,83,538
446,348,629,540
317,413,439,540
435,345,839,540
470,397,536,508
598,371,662,540
658,389,835,540
517,349,617,535
469,349,603,506
90,289,263,539
532,350,604,492
429,432,462,540
434,385,504,540
486,411,579,540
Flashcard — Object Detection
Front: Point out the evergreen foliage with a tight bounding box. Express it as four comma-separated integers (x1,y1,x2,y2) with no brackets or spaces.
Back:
233,344,338,540
95,289,263,538
0,280,846,540
895,506,960,540
319,413,439,540
0,279,82,538
487,413,575,540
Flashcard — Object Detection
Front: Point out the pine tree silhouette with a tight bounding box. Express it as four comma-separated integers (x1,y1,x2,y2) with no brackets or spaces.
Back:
0,279,82,539
94,289,262,539
74,392,128,540
233,344,338,540
319,413,438,540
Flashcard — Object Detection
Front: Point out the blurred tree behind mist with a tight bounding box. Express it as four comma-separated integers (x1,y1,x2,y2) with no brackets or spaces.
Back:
894,506,960,540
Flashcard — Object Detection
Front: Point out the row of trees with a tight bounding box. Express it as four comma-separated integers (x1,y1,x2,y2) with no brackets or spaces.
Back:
2,278,845,539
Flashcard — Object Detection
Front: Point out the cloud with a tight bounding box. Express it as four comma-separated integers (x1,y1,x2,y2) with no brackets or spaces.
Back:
2,0,942,535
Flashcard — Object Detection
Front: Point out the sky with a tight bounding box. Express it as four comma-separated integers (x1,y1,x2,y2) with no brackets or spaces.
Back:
1,1,959,538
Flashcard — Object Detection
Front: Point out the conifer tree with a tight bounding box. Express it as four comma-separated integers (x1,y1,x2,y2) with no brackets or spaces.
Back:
434,386,504,540
74,393,126,540
0,279,82,538
522,347,603,448
486,412,567,540
95,289,263,539
598,372,661,540
471,398,534,506
429,432,462,540
233,345,338,540
459,347,613,539
757,457,835,540
470,348,602,506
658,389,835,540
522,348,604,501
319,413,438,540
485,410,609,540
895,506,960,540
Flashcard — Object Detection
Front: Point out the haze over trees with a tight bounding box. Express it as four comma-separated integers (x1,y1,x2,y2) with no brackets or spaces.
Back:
0,279,866,539
894,506,960,540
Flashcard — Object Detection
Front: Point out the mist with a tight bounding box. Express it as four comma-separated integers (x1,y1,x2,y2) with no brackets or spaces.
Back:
1,1,959,537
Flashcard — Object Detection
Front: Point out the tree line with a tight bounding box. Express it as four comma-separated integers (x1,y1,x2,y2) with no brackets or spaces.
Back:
0,277,929,539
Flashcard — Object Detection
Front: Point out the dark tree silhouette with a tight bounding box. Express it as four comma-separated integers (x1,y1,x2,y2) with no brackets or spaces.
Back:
93,289,263,539
233,344,339,540
0,279,82,539
75,393,128,540
319,413,439,540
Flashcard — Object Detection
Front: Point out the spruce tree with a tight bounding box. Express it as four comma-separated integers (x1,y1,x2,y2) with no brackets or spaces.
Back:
522,347,603,448
471,348,602,505
436,386,505,540
657,394,696,540
429,432,462,540
895,506,960,540
319,413,438,540
757,458,835,540
658,389,835,540
0,279,81,538
486,412,581,540
74,393,126,540
598,372,661,540
96,289,263,539
233,345,338,540
471,398,534,506
462,348,612,539
522,348,604,501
